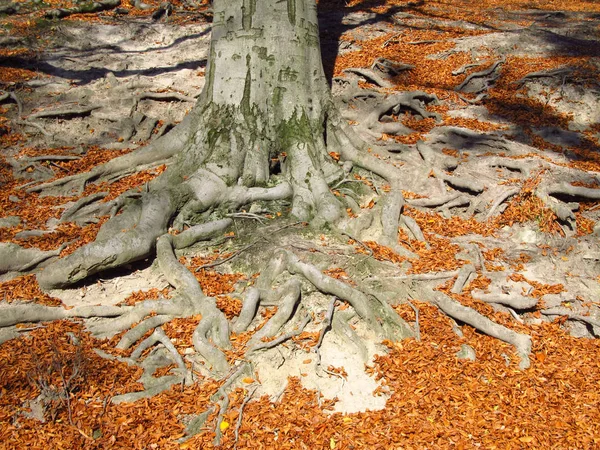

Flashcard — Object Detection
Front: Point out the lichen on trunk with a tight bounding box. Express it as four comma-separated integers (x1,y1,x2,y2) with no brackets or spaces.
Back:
37,0,345,289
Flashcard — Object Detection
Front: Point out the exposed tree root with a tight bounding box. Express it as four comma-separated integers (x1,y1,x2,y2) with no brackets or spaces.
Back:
28,106,101,120
513,67,573,87
455,59,504,94
45,0,121,19
0,90,23,117
541,307,600,336
26,105,200,196
0,242,66,276
432,292,532,369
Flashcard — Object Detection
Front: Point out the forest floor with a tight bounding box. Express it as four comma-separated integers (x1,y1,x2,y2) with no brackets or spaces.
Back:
1,0,600,448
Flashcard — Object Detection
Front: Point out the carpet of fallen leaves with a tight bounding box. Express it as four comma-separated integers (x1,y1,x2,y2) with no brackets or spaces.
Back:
2,308,600,449
1,0,600,448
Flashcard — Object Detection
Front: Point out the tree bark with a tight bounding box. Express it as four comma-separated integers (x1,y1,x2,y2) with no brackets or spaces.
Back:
179,0,344,220
37,0,344,289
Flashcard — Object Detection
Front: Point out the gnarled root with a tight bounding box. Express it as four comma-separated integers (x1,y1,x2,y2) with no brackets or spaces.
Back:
37,189,176,289
26,105,200,197
432,292,532,369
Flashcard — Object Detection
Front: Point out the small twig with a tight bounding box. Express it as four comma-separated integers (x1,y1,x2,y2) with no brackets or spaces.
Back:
408,39,443,45
264,220,305,234
14,325,46,333
587,203,600,212
226,212,266,224
233,386,257,450
196,243,256,271
382,32,402,47
331,179,362,191
506,307,524,323
339,229,373,256
251,314,311,352
367,270,460,281
406,300,421,341
58,365,75,426
100,394,110,417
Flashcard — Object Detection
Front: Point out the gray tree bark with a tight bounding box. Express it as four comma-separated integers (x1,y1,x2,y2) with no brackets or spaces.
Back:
38,0,345,289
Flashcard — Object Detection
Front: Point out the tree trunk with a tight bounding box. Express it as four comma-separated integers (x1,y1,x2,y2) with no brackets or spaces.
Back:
37,0,345,288
181,0,344,220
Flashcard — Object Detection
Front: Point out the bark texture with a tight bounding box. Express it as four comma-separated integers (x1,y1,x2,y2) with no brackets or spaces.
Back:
38,0,344,289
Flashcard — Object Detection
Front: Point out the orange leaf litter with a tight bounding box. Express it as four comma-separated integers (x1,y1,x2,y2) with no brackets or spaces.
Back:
1,0,600,448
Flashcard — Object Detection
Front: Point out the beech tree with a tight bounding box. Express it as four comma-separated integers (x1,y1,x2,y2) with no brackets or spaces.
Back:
15,0,600,441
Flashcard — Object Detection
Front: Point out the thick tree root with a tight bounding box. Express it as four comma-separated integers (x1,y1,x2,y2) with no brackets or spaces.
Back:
432,292,532,369
37,190,176,288
0,303,131,328
45,0,121,18
471,290,539,310
541,307,600,336
0,242,66,276
157,234,231,375
455,59,504,93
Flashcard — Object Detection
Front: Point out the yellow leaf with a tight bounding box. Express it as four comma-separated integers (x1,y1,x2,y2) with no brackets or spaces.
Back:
342,417,352,424
242,377,255,384
519,436,534,443
220,421,229,432
330,437,336,449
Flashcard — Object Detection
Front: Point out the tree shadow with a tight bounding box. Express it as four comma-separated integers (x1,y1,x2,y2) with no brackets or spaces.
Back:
318,0,416,84
0,23,211,86
317,0,600,165
0,57,207,86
